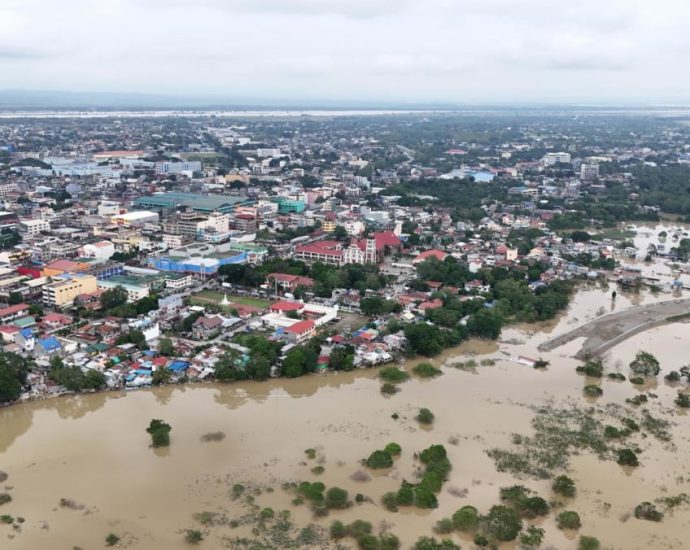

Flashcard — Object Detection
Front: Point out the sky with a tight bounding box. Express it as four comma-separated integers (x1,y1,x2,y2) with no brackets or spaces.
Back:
1,0,689,104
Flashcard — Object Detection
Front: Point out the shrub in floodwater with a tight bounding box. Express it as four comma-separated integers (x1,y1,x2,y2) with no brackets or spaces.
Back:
634,502,664,522
355,493,366,503
665,370,681,382
413,536,461,550
184,529,203,544
366,449,393,469
0,493,11,506
473,534,489,547
297,481,325,505
378,367,409,384
380,383,399,395
675,392,690,408
146,419,172,448
384,442,402,456
481,505,522,541
325,487,350,509
519,525,545,548
579,536,601,550
630,351,660,377
552,475,576,497
583,384,603,397
626,394,648,405
311,466,325,475
557,510,582,529
412,363,442,378
330,520,346,539
382,492,399,512
607,372,626,381
576,359,603,377
452,505,479,531
604,426,625,439
416,407,435,425
617,448,639,467
396,484,415,506
629,376,645,385
433,518,454,534
0,515,13,524
304,448,317,459
259,507,274,520
105,534,120,547
499,485,549,518
622,418,640,432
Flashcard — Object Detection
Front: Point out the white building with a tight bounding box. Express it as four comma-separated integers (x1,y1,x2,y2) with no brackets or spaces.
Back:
580,164,600,180
19,219,50,236
79,241,115,260
543,152,571,166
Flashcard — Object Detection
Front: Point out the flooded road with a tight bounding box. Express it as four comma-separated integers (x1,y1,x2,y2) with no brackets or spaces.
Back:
1,286,690,549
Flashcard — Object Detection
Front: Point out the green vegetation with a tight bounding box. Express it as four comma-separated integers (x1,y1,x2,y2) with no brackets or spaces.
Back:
384,445,451,511
384,442,402,456
499,485,550,518
617,448,639,467
0,493,11,506
552,475,576,497
629,351,660,377
412,362,442,378
146,419,172,447
378,366,409,383
380,383,400,395
451,505,479,531
576,358,604,377
413,537,460,550
634,502,663,522
556,511,582,529
329,519,400,549
416,408,435,425
184,529,203,544
519,525,545,548
49,365,107,393
105,533,120,547
324,487,350,510
675,392,690,408
0,352,31,403
579,536,601,550
304,448,317,459
366,449,394,469
583,384,603,397
481,504,522,541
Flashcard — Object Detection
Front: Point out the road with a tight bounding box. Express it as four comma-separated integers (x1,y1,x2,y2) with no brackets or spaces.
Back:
538,298,690,359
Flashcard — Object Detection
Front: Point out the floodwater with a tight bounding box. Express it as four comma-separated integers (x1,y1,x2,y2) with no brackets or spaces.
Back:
2,286,690,549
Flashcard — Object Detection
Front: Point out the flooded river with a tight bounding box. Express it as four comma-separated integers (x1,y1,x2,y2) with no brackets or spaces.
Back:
1,286,689,549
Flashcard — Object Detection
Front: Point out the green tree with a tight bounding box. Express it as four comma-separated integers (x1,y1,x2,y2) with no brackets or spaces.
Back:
100,286,128,310
146,419,172,447
629,351,660,377
0,362,22,403
467,309,503,340
158,338,174,356
7,292,23,305
152,367,172,386
482,505,522,541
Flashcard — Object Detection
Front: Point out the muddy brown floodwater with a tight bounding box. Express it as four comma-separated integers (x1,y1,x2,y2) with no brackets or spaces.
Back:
1,285,690,549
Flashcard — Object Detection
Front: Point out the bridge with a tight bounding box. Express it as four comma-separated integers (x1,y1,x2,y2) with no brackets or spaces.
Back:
538,298,690,359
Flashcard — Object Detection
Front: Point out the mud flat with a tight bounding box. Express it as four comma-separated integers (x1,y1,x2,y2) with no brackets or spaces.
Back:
1,287,689,549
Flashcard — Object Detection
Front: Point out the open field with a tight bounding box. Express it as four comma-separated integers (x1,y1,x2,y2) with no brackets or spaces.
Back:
190,290,271,309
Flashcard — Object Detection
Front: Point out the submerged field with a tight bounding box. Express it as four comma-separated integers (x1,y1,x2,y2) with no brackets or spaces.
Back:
1,285,689,549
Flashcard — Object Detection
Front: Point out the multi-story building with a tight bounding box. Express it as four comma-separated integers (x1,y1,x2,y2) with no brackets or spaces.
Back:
19,219,50,237
43,274,98,308
580,163,600,180
542,152,571,166
154,161,202,175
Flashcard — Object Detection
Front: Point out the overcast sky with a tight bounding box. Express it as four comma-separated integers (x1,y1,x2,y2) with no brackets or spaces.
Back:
1,0,689,104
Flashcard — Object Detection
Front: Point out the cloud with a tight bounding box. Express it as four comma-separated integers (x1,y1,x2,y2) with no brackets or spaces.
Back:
0,0,688,102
